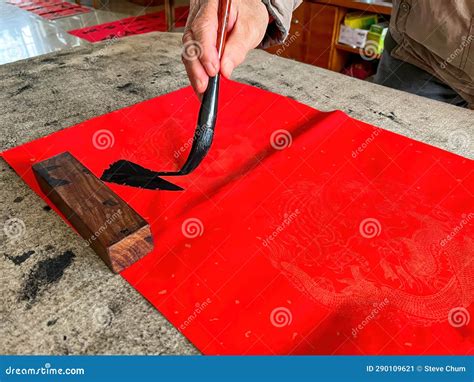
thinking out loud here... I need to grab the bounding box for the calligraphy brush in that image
[101,0,232,191]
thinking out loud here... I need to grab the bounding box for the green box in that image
[365,22,389,54]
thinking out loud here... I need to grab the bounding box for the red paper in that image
[68,7,189,42]
[19,1,63,11]
[40,6,90,20]
[8,0,90,19]
[2,80,473,355]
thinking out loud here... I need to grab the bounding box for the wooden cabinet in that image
[266,0,392,72]
[304,3,344,69]
[266,2,344,70]
[266,2,310,61]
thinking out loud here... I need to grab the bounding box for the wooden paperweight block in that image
[32,152,153,273]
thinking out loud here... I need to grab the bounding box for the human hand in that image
[182,0,269,97]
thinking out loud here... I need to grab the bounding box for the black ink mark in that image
[238,78,269,91]
[101,160,183,191]
[12,84,32,96]
[5,250,35,265]
[102,75,220,191]
[116,82,140,94]
[20,250,75,303]
[44,120,59,127]
[378,111,401,124]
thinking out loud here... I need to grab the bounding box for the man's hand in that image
[182,0,269,97]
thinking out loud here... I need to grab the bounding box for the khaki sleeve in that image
[260,0,303,48]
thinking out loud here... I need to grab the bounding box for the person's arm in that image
[182,0,301,97]
[260,0,302,48]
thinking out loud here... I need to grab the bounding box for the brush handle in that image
[216,0,232,59]
[179,0,231,175]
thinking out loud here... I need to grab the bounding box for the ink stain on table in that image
[20,250,75,304]
[116,82,141,94]
[5,250,35,265]
[12,84,32,96]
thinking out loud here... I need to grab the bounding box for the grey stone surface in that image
[0,32,472,355]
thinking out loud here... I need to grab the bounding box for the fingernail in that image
[197,78,206,92]
[204,61,218,76]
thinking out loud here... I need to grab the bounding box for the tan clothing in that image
[261,0,302,47]
[390,0,473,107]
[264,0,474,106]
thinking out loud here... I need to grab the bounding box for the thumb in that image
[220,22,252,79]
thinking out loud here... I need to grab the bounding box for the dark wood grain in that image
[32,152,153,273]
[313,0,392,16]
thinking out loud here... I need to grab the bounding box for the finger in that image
[184,0,200,30]
[226,1,238,31]
[182,30,209,96]
[190,0,220,77]
[220,23,253,79]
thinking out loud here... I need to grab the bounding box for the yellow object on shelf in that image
[344,12,378,30]
[366,22,389,54]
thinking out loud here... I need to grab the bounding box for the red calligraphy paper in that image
[68,7,189,42]
[8,0,91,19]
[2,80,473,355]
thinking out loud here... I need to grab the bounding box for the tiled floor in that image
[0,0,185,65]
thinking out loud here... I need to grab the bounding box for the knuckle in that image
[182,30,193,43]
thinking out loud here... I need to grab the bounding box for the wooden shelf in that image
[266,0,389,72]
[313,0,392,15]
[335,43,381,59]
